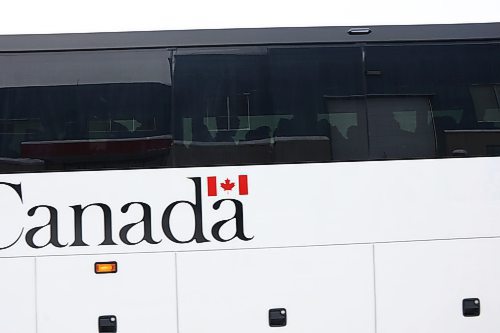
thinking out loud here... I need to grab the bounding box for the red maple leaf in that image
[220,178,235,191]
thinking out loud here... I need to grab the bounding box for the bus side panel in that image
[375,238,500,333]
[36,253,177,333]
[0,257,36,333]
[177,245,375,333]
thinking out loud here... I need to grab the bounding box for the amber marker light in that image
[95,261,118,274]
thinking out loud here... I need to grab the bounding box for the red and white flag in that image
[207,175,248,196]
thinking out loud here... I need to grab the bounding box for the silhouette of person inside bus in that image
[192,123,214,142]
[274,118,294,137]
[245,126,271,140]
[215,116,240,142]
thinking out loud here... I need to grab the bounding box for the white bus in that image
[0,22,499,333]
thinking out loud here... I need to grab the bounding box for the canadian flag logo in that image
[207,175,248,196]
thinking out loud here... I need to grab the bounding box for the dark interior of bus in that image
[0,41,499,172]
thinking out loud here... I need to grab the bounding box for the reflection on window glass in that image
[470,85,500,124]
[172,46,366,166]
[0,49,172,173]
[393,111,417,133]
[318,113,358,139]
[366,42,500,158]
[325,97,368,160]
[366,96,435,159]
[1,40,499,173]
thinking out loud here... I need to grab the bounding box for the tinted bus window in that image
[0,49,172,172]
[171,46,366,166]
[171,48,271,166]
[1,40,499,174]
[269,47,368,162]
[365,42,500,158]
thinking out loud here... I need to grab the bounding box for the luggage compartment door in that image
[0,257,36,333]
[36,253,177,333]
[375,238,500,333]
[177,245,375,333]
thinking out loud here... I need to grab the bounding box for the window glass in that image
[269,47,367,163]
[0,49,172,172]
[171,48,270,166]
[365,42,500,158]
[366,96,435,159]
[2,40,499,174]
[171,46,366,166]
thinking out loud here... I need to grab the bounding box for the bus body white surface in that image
[0,21,499,333]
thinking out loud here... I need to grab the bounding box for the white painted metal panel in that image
[375,238,500,333]
[36,253,177,333]
[0,257,36,333]
[177,245,375,333]
[0,158,499,258]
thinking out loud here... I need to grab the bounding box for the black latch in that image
[269,308,287,327]
[463,298,480,317]
[98,315,117,333]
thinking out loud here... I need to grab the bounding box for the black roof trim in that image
[0,22,499,52]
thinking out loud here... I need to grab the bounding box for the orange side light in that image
[95,261,117,274]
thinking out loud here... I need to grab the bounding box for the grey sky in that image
[1,0,499,34]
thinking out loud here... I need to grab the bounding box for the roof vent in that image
[348,28,372,35]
